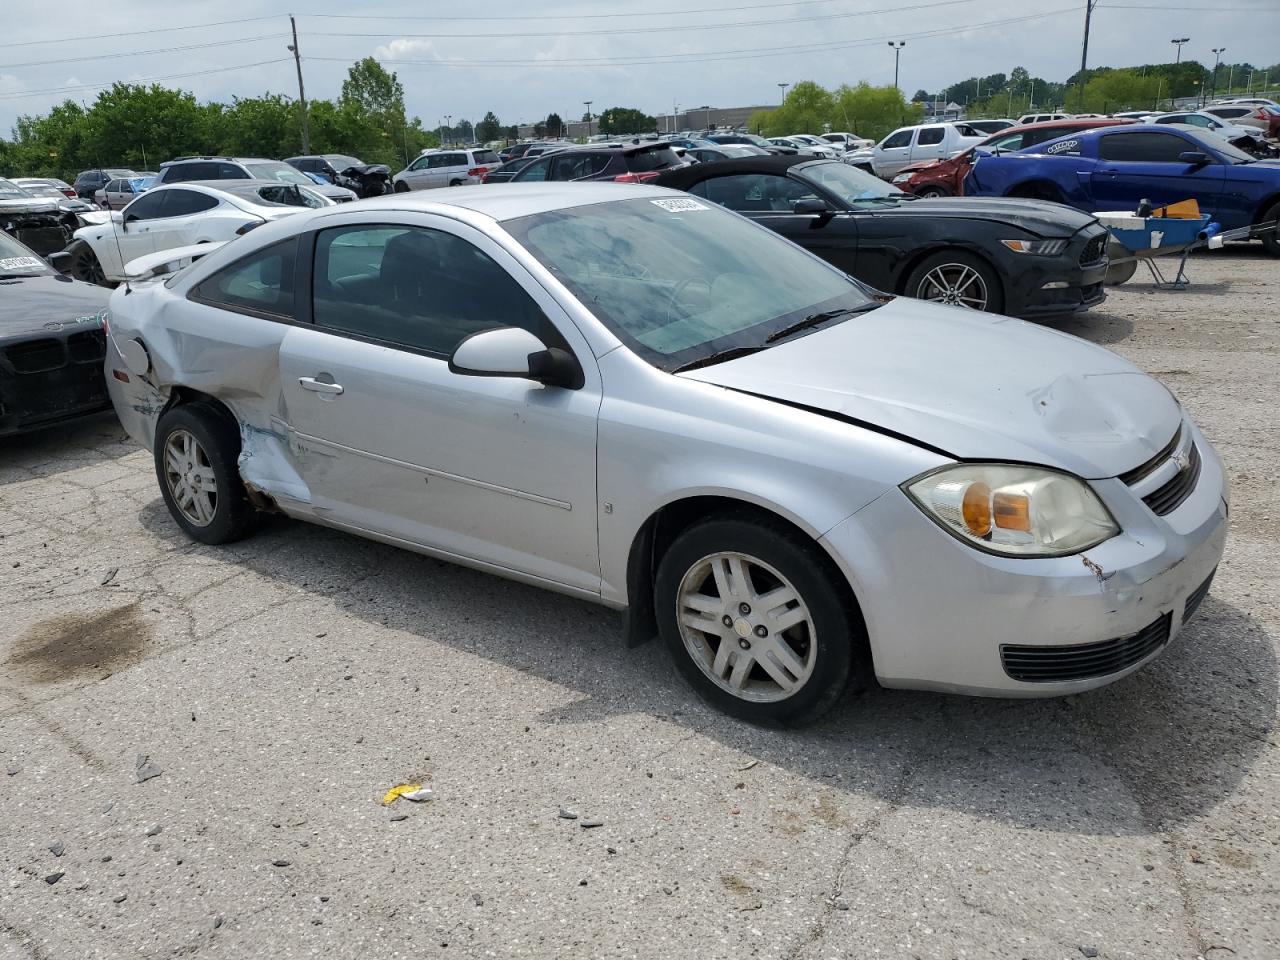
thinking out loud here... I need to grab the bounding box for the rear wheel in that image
[904,250,1004,313]
[655,516,864,725]
[153,403,259,545]
[64,239,106,286]
[1260,201,1280,257]
[449,179,464,187]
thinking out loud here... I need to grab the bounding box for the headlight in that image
[904,464,1118,557]
[1000,239,1069,255]
[891,173,912,183]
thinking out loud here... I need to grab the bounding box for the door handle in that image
[298,376,344,395]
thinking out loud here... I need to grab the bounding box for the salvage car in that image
[285,155,391,198]
[101,184,1225,722]
[0,178,71,256]
[155,157,357,204]
[61,181,331,286]
[893,118,1136,197]
[0,232,111,436]
[658,156,1108,317]
[963,125,1280,255]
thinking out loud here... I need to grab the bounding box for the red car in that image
[893,118,1138,198]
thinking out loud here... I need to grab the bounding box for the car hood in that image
[0,272,110,338]
[309,182,357,200]
[857,196,1100,236]
[0,197,60,214]
[680,297,1180,480]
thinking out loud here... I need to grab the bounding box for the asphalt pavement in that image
[1,245,1277,959]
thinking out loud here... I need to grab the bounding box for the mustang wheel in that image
[905,251,1003,313]
[655,516,864,724]
[154,404,259,545]
[64,239,106,286]
[1261,201,1280,257]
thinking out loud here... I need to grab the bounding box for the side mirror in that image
[793,198,830,215]
[47,250,71,271]
[448,326,582,389]
[1179,151,1211,166]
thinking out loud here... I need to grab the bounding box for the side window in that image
[122,191,169,221]
[475,150,501,164]
[426,154,451,169]
[191,238,297,318]
[409,155,432,171]
[990,133,1025,151]
[550,154,608,180]
[158,189,219,218]
[1098,132,1193,163]
[881,129,913,149]
[311,224,545,357]
[515,158,551,182]
[103,179,119,193]
[217,163,250,179]
[445,153,467,167]
[688,174,817,212]
[917,127,945,146]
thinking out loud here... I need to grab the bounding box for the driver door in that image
[277,215,603,593]
[106,190,168,272]
[1089,130,1226,213]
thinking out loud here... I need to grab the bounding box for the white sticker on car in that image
[1044,139,1080,155]
[650,198,709,212]
[0,256,45,270]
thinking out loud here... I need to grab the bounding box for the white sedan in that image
[61,181,331,286]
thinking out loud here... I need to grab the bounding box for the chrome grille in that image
[1120,425,1201,517]
[1079,233,1107,266]
[1144,443,1201,516]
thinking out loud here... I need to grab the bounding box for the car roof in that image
[289,182,674,224]
[656,154,816,188]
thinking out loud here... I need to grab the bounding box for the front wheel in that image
[153,404,260,545]
[63,239,107,286]
[904,250,1003,313]
[655,516,865,725]
[914,185,950,199]
[393,180,410,193]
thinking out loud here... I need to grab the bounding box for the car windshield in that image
[326,155,363,169]
[17,183,64,199]
[1182,129,1256,164]
[243,161,314,185]
[796,162,899,204]
[504,197,874,371]
[0,231,54,276]
[0,179,34,200]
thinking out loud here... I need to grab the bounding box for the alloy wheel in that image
[916,262,989,309]
[675,551,816,702]
[163,429,218,527]
[71,246,106,286]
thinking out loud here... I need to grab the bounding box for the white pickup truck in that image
[844,122,987,178]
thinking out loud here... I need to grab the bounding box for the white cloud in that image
[374,38,441,62]
[0,74,24,95]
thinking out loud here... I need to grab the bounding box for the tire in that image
[654,515,866,725]
[449,179,464,187]
[64,239,107,286]
[153,403,259,545]
[394,180,410,193]
[1260,201,1280,257]
[903,250,1004,313]
[914,185,950,199]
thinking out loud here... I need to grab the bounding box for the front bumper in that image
[1003,227,1109,318]
[821,418,1228,697]
[1,327,110,437]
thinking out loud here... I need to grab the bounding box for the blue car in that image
[963,125,1280,255]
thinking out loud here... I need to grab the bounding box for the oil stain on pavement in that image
[6,602,149,684]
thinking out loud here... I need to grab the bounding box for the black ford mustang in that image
[656,156,1109,318]
[0,232,111,437]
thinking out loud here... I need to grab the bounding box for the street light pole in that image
[778,82,790,104]
[1210,48,1225,102]
[583,101,593,138]
[287,15,311,154]
[444,115,452,146]
[887,42,906,91]
[1171,37,1189,65]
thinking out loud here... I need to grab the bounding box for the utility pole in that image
[888,42,906,91]
[1078,0,1098,113]
[288,15,311,154]
[1171,37,1189,64]
[1210,47,1225,102]
[583,101,593,138]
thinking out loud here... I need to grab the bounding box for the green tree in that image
[545,112,563,138]
[475,111,502,143]
[911,89,930,103]
[598,107,656,135]
[830,82,921,141]
[219,94,300,158]
[80,83,222,171]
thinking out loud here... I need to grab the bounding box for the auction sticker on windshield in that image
[0,257,45,271]
[650,198,709,212]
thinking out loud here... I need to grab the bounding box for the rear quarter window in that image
[474,150,500,164]
[627,148,680,172]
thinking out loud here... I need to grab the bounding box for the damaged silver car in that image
[103,184,1227,723]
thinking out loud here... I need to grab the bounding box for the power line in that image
[306,7,1074,68]
[304,0,979,40]
[0,35,283,71]
[0,15,282,50]
[0,58,293,101]
[303,0,882,20]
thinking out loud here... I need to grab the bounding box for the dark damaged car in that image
[657,156,1109,318]
[0,233,112,437]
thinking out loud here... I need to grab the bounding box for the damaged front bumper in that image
[821,418,1229,696]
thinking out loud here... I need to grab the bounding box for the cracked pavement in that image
[1,246,1277,959]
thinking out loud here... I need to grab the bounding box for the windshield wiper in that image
[672,345,764,373]
[764,304,878,344]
